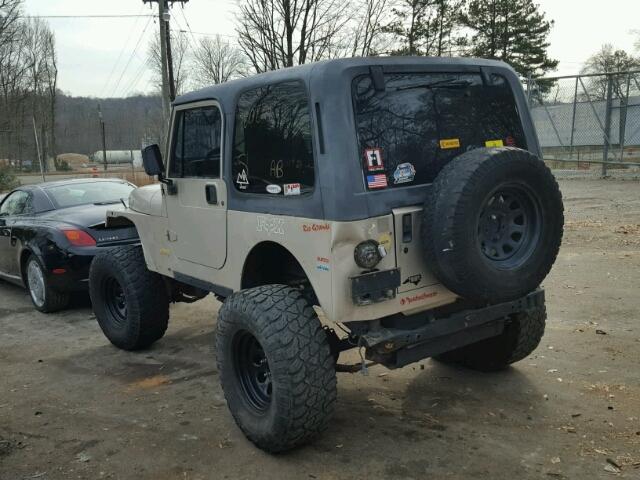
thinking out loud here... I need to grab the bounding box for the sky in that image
[20,0,640,98]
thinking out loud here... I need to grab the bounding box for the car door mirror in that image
[0,218,5,227]
[142,145,165,178]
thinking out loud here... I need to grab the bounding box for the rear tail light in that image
[62,229,96,247]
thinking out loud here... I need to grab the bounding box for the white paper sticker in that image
[284,183,301,196]
[266,184,282,194]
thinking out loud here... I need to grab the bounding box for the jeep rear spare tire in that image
[422,147,563,303]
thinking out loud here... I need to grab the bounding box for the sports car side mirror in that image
[142,145,165,178]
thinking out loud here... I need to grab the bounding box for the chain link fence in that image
[525,71,640,177]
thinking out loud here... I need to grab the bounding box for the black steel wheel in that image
[103,276,127,328]
[89,246,169,351]
[216,285,337,453]
[232,330,272,412]
[477,184,541,268]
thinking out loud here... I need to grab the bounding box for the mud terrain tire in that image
[216,285,337,453]
[435,305,547,371]
[89,245,169,350]
[422,147,563,303]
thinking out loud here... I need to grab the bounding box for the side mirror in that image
[142,145,165,178]
[0,218,5,227]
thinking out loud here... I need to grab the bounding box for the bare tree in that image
[0,14,57,170]
[383,0,465,57]
[192,35,246,86]
[148,30,192,96]
[0,0,21,48]
[347,0,390,57]
[581,44,640,100]
[236,0,351,73]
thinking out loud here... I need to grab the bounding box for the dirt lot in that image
[1,178,639,480]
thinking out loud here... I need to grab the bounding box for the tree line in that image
[158,0,560,96]
[2,0,640,176]
[0,0,57,170]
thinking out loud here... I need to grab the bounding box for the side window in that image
[232,81,314,195]
[170,105,222,178]
[0,191,32,216]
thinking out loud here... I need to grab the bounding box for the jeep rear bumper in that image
[360,289,545,369]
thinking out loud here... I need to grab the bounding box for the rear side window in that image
[353,73,526,189]
[170,105,222,178]
[0,190,32,216]
[232,81,314,195]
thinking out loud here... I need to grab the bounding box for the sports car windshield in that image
[46,182,134,209]
[353,72,526,190]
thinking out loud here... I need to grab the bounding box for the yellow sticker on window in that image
[485,139,504,148]
[439,138,461,149]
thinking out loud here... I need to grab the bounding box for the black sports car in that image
[0,178,138,313]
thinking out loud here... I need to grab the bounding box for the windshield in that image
[46,181,134,209]
[353,72,526,190]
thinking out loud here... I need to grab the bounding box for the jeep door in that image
[165,101,227,269]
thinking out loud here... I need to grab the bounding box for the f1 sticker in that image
[236,168,249,189]
[266,184,282,194]
[367,174,387,189]
[364,148,385,171]
[439,138,461,149]
[485,139,504,148]
[393,162,416,184]
[284,183,301,196]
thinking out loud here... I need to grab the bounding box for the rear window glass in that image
[46,182,134,208]
[353,73,526,189]
[232,81,314,195]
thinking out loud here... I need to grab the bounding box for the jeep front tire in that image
[216,285,337,453]
[89,245,169,351]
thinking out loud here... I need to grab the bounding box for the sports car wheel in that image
[25,255,69,313]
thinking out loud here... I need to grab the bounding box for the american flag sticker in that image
[367,174,388,189]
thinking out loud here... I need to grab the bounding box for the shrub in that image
[0,167,20,192]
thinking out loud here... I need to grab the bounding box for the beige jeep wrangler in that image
[89,57,564,452]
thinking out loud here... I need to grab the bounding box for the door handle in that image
[205,184,218,205]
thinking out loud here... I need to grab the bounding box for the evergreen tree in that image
[384,0,465,57]
[459,0,558,77]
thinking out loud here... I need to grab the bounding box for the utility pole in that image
[143,0,188,120]
[98,104,107,172]
[32,116,45,182]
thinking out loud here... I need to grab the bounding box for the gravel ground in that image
[1,178,639,480]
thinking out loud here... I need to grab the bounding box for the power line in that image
[178,6,200,48]
[122,60,150,98]
[100,4,148,97]
[110,16,154,97]
[19,14,155,19]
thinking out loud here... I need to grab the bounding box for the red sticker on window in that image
[364,148,385,172]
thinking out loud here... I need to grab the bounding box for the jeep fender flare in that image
[240,241,322,307]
